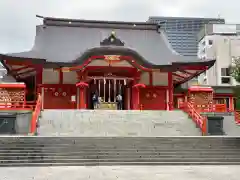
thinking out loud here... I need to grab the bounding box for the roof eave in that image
[0,54,46,64]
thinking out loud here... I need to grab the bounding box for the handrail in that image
[234,110,240,125]
[182,102,207,135]
[30,94,42,135]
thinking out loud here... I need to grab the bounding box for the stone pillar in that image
[168,72,174,110]
[76,82,88,109]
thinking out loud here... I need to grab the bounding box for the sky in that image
[0,0,239,53]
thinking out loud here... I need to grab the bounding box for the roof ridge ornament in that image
[100,31,125,46]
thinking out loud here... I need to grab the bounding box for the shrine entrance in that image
[87,76,132,110]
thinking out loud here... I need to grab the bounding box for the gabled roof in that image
[2,15,215,69]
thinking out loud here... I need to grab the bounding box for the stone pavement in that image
[1,166,239,180]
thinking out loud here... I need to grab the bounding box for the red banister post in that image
[202,117,207,136]
[30,94,42,134]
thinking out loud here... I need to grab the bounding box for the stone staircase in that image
[37,110,201,136]
[0,136,239,166]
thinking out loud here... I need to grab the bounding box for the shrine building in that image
[0,16,216,110]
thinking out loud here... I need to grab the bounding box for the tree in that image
[230,57,240,83]
[231,57,240,110]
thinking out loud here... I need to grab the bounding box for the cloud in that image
[0,0,239,53]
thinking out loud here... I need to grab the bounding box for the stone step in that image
[0,157,240,164]
[0,137,239,166]
[1,161,240,167]
[1,150,239,155]
[0,152,239,158]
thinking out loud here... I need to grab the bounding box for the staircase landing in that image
[38,110,201,136]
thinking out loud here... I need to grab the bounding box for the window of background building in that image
[221,68,231,84]
[221,68,230,76]
[208,40,213,45]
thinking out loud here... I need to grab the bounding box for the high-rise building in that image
[148,16,225,56]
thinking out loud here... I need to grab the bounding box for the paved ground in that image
[1,166,239,180]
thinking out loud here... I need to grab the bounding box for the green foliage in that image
[231,57,240,83]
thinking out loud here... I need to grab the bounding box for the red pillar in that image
[76,82,88,109]
[36,66,43,95]
[132,83,146,110]
[79,87,85,109]
[229,97,234,111]
[168,72,174,110]
[132,87,140,110]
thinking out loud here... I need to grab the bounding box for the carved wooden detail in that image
[0,88,25,106]
[188,91,213,112]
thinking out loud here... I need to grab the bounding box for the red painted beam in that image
[178,70,195,75]
[179,66,208,71]
[0,83,26,88]
[4,59,35,66]
[172,72,186,79]
[12,65,32,73]
[17,68,35,76]
[62,56,158,72]
[176,70,205,85]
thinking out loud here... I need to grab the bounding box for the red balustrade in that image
[30,94,42,134]
[234,110,240,125]
[182,102,207,136]
[0,101,35,110]
[212,104,227,112]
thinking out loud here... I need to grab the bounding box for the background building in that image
[148,16,225,56]
[197,24,240,86]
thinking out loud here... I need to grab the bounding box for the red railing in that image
[0,101,35,110]
[30,94,42,134]
[212,104,227,112]
[181,102,207,136]
[234,110,240,125]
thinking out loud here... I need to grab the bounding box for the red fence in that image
[30,94,42,134]
[181,102,207,135]
[0,101,35,110]
[234,110,240,125]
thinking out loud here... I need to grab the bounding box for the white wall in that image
[197,34,240,86]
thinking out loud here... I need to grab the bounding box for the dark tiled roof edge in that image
[38,15,160,30]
